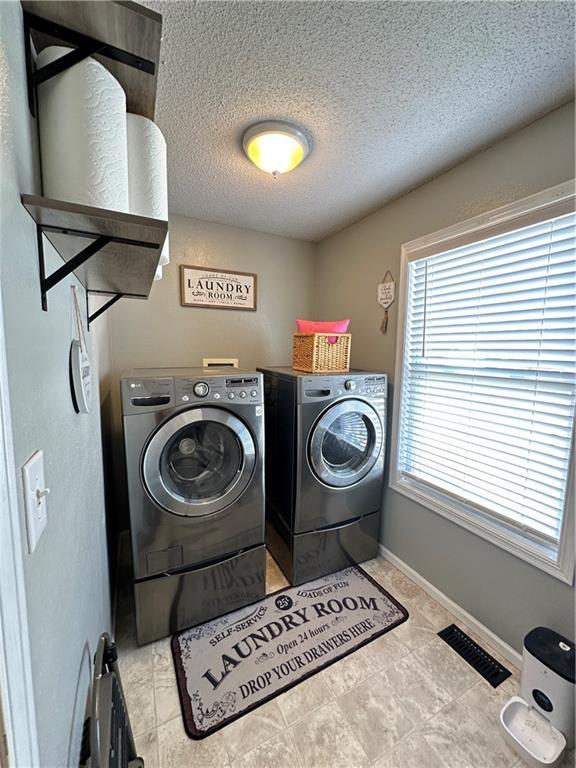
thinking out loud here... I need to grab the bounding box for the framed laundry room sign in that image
[180,265,257,311]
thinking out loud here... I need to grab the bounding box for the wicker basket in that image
[292,333,352,373]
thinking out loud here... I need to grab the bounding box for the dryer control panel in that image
[297,374,387,402]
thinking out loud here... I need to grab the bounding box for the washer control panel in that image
[174,375,262,404]
[121,372,263,412]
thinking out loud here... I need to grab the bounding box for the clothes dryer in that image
[258,367,386,584]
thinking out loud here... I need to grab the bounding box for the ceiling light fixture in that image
[242,121,310,179]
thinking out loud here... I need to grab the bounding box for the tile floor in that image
[115,552,575,768]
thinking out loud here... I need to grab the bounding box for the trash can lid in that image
[524,627,575,684]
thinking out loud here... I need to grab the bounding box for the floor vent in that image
[438,623,512,688]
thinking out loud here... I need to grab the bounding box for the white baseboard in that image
[378,544,522,670]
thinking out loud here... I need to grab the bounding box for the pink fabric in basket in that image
[296,319,350,344]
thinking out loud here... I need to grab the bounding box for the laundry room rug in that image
[171,565,408,739]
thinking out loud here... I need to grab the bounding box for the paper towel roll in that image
[37,46,129,212]
[160,233,170,267]
[126,113,169,267]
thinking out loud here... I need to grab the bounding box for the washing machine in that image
[121,368,266,644]
[257,367,386,584]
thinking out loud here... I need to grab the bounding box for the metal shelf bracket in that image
[37,225,112,311]
[87,294,123,329]
[38,224,124,326]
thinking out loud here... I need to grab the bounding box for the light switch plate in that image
[22,450,48,553]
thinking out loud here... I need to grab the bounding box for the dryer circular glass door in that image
[309,400,383,487]
[142,408,256,517]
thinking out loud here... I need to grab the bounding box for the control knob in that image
[193,381,209,398]
[344,380,356,391]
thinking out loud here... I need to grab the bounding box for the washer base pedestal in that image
[267,511,379,586]
[133,544,266,645]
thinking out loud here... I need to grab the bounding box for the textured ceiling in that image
[146,1,575,242]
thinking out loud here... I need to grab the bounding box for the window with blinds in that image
[396,210,576,551]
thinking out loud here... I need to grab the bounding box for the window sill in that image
[389,476,574,585]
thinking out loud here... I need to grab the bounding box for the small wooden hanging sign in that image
[377,270,395,334]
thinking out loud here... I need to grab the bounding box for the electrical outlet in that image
[22,450,49,553]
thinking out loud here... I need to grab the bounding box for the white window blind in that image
[398,211,576,546]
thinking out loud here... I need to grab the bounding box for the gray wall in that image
[105,213,316,524]
[315,102,576,652]
[0,4,111,765]
[107,213,315,375]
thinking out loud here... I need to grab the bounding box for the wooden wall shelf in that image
[22,0,162,118]
[22,195,168,310]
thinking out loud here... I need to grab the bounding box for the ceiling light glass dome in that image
[242,121,310,178]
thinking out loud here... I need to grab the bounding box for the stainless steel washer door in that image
[308,400,383,488]
[142,408,256,517]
